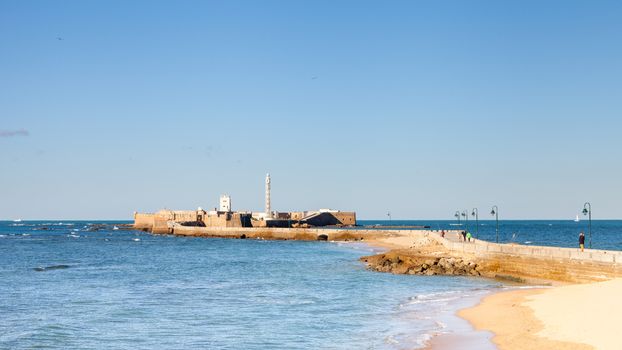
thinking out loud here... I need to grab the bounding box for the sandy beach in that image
[460,278,622,350]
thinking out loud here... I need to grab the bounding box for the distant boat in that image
[574,215,580,222]
[13,219,22,222]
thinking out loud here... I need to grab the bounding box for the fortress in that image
[134,174,356,234]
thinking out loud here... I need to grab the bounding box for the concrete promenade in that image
[435,233,622,265]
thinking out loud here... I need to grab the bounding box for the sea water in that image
[361,219,622,251]
[0,221,501,349]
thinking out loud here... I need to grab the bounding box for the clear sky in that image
[1,0,621,220]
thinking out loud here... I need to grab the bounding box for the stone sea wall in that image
[167,224,419,242]
[371,235,622,283]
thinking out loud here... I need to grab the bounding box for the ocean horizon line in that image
[2,218,622,222]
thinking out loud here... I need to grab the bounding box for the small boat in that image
[13,219,22,222]
[574,215,580,222]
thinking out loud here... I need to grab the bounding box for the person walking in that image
[579,231,585,252]
[466,231,472,242]
[461,230,467,241]
[441,230,446,238]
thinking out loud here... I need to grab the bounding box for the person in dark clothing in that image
[579,231,585,252]
[461,230,467,241]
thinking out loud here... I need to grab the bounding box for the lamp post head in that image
[582,208,589,215]
[490,209,496,216]
[471,210,476,216]
[461,212,466,217]
[454,213,459,218]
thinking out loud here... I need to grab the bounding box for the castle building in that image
[133,174,356,233]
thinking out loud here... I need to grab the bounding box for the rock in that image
[359,251,481,278]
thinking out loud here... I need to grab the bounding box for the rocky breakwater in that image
[360,250,482,277]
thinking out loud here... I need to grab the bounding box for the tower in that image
[265,173,271,218]
[219,195,231,212]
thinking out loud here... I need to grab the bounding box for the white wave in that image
[416,332,434,346]
[384,334,400,345]
[133,238,140,242]
[409,290,463,301]
[399,291,469,310]
[402,296,460,307]
[524,241,532,244]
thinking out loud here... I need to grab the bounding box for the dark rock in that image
[360,252,481,277]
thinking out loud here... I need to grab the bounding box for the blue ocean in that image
[360,219,622,250]
[2,220,620,349]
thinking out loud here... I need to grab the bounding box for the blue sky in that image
[1,0,621,220]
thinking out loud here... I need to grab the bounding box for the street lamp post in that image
[387,212,392,223]
[461,210,469,233]
[454,211,461,225]
[491,205,499,243]
[582,202,592,249]
[471,208,479,239]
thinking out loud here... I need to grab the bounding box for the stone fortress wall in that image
[134,209,356,234]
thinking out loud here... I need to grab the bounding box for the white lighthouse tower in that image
[265,173,271,218]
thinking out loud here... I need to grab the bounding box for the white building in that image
[219,195,231,212]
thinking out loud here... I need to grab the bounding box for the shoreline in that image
[339,238,502,350]
[422,289,498,350]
